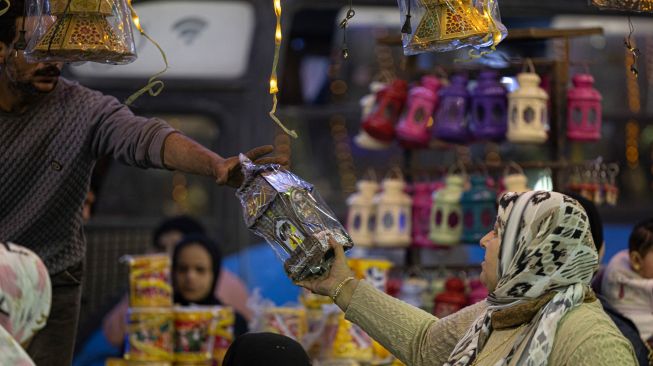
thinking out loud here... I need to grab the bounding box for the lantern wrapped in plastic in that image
[430,171,466,245]
[397,0,507,55]
[25,0,137,64]
[433,74,471,144]
[460,175,496,243]
[355,82,392,150]
[373,173,412,247]
[411,182,437,248]
[362,79,408,143]
[123,254,172,308]
[590,0,653,12]
[567,74,602,142]
[507,61,549,144]
[396,75,443,149]
[346,179,379,248]
[236,155,353,281]
[470,70,508,141]
[125,308,174,362]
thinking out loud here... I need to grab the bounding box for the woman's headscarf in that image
[222,332,311,366]
[172,234,222,306]
[0,242,52,366]
[445,191,598,366]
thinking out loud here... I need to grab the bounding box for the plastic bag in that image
[124,308,174,362]
[590,0,653,11]
[173,306,217,363]
[236,155,354,281]
[397,0,507,55]
[24,0,137,64]
[210,306,235,365]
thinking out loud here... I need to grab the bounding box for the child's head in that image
[152,216,206,255]
[628,218,653,279]
[172,234,222,305]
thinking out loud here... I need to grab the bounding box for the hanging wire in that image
[401,0,412,34]
[0,0,9,16]
[624,16,640,78]
[338,0,355,59]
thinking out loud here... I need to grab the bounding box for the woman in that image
[0,242,51,366]
[172,234,248,336]
[602,218,653,347]
[300,191,637,366]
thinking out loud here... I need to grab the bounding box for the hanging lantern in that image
[460,175,496,243]
[567,74,602,142]
[500,162,530,198]
[468,278,488,305]
[470,70,508,141]
[29,0,136,64]
[346,179,379,248]
[355,82,392,150]
[374,173,412,247]
[396,75,443,149]
[433,277,467,318]
[362,79,408,144]
[434,74,471,144]
[507,61,549,144]
[411,182,436,248]
[430,170,466,246]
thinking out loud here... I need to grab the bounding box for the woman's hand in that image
[296,238,358,310]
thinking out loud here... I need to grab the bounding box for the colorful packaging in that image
[209,307,235,366]
[125,362,172,366]
[173,307,216,363]
[124,254,172,308]
[348,258,394,292]
[105,358,127,366]
[260,307,307,342]
[125,308,174,362]
[330,314,374,362]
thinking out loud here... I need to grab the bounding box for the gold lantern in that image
[32,0,135,63]
[410,0,489,51]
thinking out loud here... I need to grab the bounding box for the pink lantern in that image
[411,182,436,248]
[567,74,602,142]
[396,76,442,149]
[362,79,408,143]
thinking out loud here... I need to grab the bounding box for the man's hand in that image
[213,145,290,188]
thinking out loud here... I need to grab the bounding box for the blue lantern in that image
[460,175,496,243]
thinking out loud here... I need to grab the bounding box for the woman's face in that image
[479,227,501,292]
[174,243,214,303]
[630,249,653,279]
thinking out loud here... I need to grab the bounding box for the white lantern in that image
[374,176,412,247]
[500,162,530,198]
[430,174,465,246]
[346,179,379,247]
[507,61,549,144]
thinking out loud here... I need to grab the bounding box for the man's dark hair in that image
[629,218,653,255]
[151,215,206,251]
[0,0,25,46]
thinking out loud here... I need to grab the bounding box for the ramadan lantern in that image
[29,0,136,64]
[507,62,549,144]
[433,277,467,318]
[362,79,408,143]
[411,182,436,248]
[500,163,530,198]
[434,74,471,144]
[460,175,496,243]
[374,173,412,247]
[567,74,602,142]
[396,75,442,149]
[470,70,508,141]
[346,179,379,248]
[468,278,489,305]
[355,82,392,150]
[430,172,466,246]
[236,156,354,281]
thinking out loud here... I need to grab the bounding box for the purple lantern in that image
[397,76,442,149]
[411,182,436,248]
[433,74,471,144]
[567,74,602,142]
[470,70,507,141]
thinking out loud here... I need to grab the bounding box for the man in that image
[0,3,288,365]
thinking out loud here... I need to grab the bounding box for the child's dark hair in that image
[0,0,25,46]
[629,218,653,255]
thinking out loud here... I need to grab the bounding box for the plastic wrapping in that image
[173,307,217,363]
[236,155,354,281]
[123,254,172,308]
[330,314,374,362]
[397,0,507,55]
[125,308,174,362]
[24,0,137,64]
[590,0,653,11]
[210,307,235,366]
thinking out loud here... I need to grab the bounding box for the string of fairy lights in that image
[625,37,641,170]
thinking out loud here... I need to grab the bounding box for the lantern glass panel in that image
[523,106,535,123]
[353,214,362,230]
[511,106,518,124]
[589,108,597,124]
[481,208,493,227]
[385,104,396,119]
[573,107,582,124]
[476,104,485,123]
[368,214,376,231]
[415,107,426,124]
[492,103,503,121]
[448,212,459,228]
[435,210,443,225]
[399,211,407,230]
[464,210,473,228]
[383,212,394,228]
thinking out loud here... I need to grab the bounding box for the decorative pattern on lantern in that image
[567,74,602,142]
[374,174,412,247]
[460,175,496,243]
[32,0,136,63]
[430,173,466,245]
[412,0,488,48]
[396,76,442,149]
[507,63,549,144]
[434,74,471,144]
[362,79,408,144]
[355,82,392,150]
[411,182,436,248]
[346,179,379,248]
[470,70,508,141]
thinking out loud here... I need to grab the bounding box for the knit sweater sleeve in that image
[345,280,486,366]
[88,91,176,169]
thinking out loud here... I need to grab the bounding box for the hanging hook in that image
[624,16,640,78]
[339,0,355,59]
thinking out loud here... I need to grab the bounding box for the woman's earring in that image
[633,263,641,272]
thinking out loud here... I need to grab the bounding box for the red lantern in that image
[567,74,602,142]
[433,277,467,318]
[362,79,408,143]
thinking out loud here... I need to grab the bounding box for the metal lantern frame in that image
[507,60,549,144]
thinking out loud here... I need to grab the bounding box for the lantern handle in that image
[522,58,536,74]
[363,168,378,182]
[503,161,524,177]
[447,160,467,177]
[386,166,405,181]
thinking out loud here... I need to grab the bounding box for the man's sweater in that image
[0,78,176,274]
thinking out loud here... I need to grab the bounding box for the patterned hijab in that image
[0,242,52,366]
[445,191,598,366]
